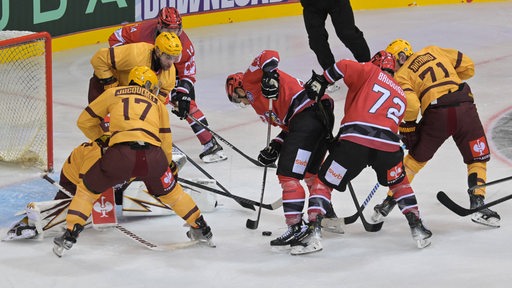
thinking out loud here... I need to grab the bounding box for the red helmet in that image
[370,50,396,74]
[158,7,182,30]
[225,73,244,103]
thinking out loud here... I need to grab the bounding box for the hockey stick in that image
[179,177,282,210]
[347,182,383,232]
[343,182,380,224]
[246,99,273,230]
[436,175,512,216]
[186,113,276,168]
[172,144,256,211]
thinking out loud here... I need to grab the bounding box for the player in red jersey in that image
[305,51,432,252]
[226,50,337,255]
[109,7,226,163]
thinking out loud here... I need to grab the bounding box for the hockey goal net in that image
[0,31,53,171]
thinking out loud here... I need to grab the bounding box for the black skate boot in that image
[290,219,323,255]
[186,215,215,247]
[469,193,501,228]
[53,224,83,257]
[199,138,227,163]
[371,195,396,222]
[405,212,432,249]
[270,222,309,246]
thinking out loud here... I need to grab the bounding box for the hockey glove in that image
[399,121,419,150]
[95,134,111,149]
[99,76,119,91]
[261,70,279,99]
[258,140,282,166]
[305,70,329,101]
[170,160,179,179]
[172,92,191,120]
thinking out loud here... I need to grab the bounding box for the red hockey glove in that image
[399,121,418,150]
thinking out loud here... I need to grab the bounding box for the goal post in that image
[0,31,53,172]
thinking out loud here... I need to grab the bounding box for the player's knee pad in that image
[404,154,427,182]
[158,184,200,226]
[66,184,100,230]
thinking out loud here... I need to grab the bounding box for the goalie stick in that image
[179,177,282,210]
[436,175,512,216]
[347,182,383,232]
[173,144,256,211]
[186,113,276,168]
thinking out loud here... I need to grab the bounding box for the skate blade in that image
[471,213,500,228]
[290,240,323,255]
[53,244,65,257]
[201,151,228,163]
[416,238,431,249]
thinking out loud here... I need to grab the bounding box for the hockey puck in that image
[262,231,272,236]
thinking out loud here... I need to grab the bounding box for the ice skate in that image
[199,138,227,163]
[469,193,500,228]
[270,222,309,247]
[186,215,216,247]
[3,219,37,241]
[371,195,396,223]
[405,212,432,249]
[52,224,83,257]
[290,221,323,255]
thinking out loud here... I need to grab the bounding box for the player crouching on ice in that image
[50,66,214,256]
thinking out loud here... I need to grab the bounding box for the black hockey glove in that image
[99,76,119,91]
[261,70,279,99]
[172,92,191,120]
[170,160,179,179]
[95,134,111,149]
[305,70,329,101]
[258,140,282,166]
[398,121,419,150]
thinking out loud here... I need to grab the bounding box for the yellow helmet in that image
[128,66,158,92]
[386,39,414,59]
[155,31,182,56]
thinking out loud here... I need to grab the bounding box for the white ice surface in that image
[1,2,512,288]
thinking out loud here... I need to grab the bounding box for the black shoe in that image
[199,138,227,163]
[186,216,215,247]
[371,195,396,222]
[270,222,308,246]
[290,220,323,255]
[469,193,500,227]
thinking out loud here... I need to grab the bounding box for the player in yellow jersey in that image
[371,39,500,228]
[53,66,214,256]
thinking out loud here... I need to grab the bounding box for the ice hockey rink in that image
[1,2,512,287]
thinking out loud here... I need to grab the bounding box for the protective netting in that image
[0,31,51,170]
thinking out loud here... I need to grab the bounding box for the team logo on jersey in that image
[292,149,311,174]
[324,160,347,186]
[470,137,490,159]
[387,162,404,183]
[160,168,177,193]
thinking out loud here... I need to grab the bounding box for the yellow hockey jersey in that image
[395,45,475,121]
[62,141,102,186]
[77,85,174,164]
[90,42,176,100]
